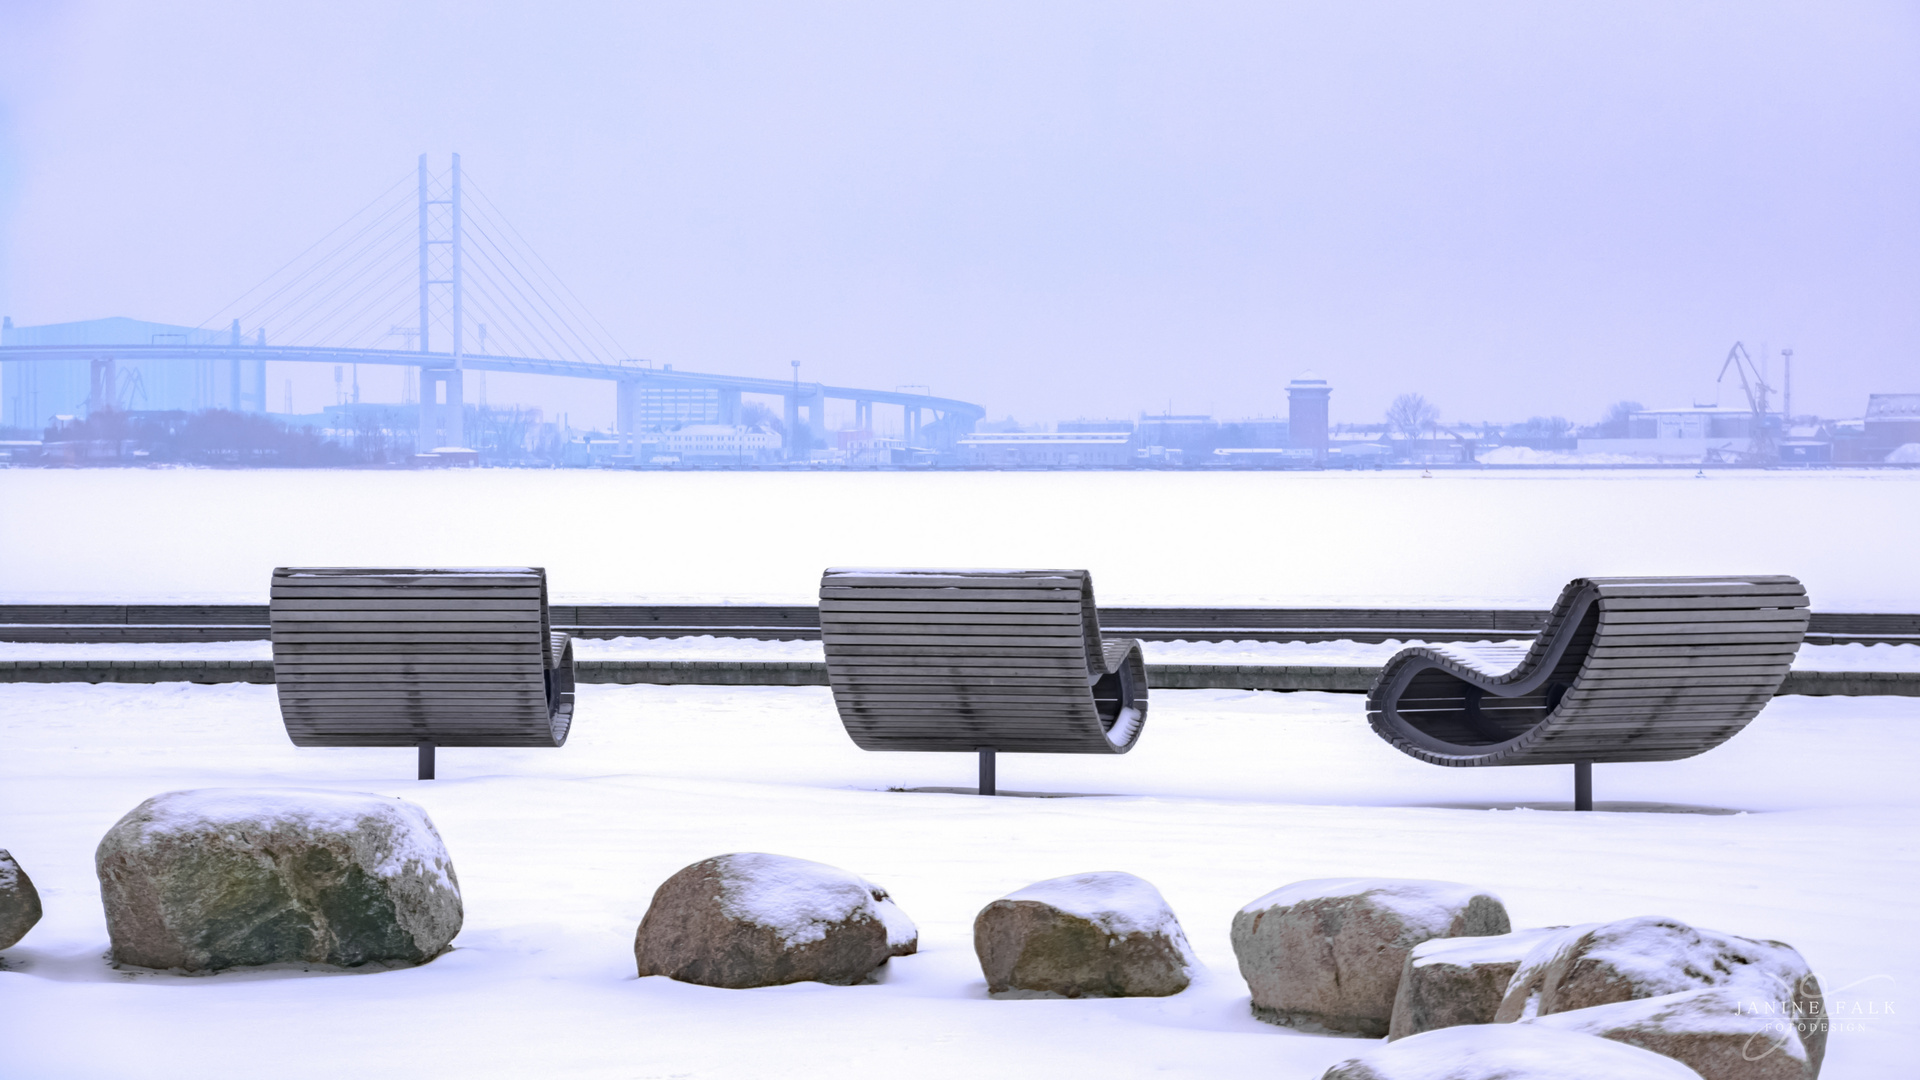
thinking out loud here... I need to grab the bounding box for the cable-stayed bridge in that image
[0,155,984,459]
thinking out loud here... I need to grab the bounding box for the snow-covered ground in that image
[2,468,1912,1077]
[0,680,1913,1078]
[5,636,1916,672]
[1,467,1915,609]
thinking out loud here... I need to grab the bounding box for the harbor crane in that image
[1707,341,1780,464]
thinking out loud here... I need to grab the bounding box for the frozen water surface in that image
[1,468,1914,608]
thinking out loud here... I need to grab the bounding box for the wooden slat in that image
[1368,575,1806,770]
[270,566,569,750]
[819,567,1144,756]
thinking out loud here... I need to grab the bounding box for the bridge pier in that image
[616,379,638,458]
[805,392,827,456]
[418,367,465,452]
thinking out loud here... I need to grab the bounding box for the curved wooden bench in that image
[270,567,576,777]
[820,568,1148,793]
[1367,575,1808,807]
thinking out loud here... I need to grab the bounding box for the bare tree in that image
[1596,400,1644,438]
[1386,393,1439,439]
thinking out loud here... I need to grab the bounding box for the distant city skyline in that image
[4,2,1916,429]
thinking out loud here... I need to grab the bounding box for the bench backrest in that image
[270,566,573,748]
[1369,575,1807,766]
[819,567,1145,754]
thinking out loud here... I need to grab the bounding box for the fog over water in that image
[4,2,1917,426]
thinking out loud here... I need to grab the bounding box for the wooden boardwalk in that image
[4,603,1912,646]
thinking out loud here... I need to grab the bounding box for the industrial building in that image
[2,316,267,430]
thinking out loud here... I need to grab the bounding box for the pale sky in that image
[3,1,1917,429]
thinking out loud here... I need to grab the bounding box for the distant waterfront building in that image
[2,316,267,429]
[1286,373,1331,461]
[659,424,781,463]
[1865,394,1920,455]
[958,431,1133,468]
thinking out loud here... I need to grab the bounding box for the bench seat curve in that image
[820,568,1148,754]
[270,566,575,748]
[1367,575,1808,767]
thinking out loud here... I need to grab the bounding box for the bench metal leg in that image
[1573,761,1592,811]
[978,747,996,797]
[418,743,436,781]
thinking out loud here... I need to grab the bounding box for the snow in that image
[1504,916,1813,1018]
[1407,927,1569,969]
[1477,446,1701,466]
[111,787,456,889]
[1526,987,1810,1067]
[0,467,1914,1077]
[1000,871,1189,943]
[709,852,917,949]
[1323,1023,1706,1079]
[6,636,1914,673]
[0,680,1913,1077]
[1239,878,1501,939]
[2,469,1916,610]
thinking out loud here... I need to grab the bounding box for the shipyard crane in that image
[1706,341,1780,464]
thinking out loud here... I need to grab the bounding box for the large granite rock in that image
[974,871,1195,998]
[1496,917,1825,1073]
[1529,987,1815,1080]
[1322,1023,1706,1079]
[1232,877,1511,1036]
[1388,927,1571,1040]
[95,788,463,972]
[0,849,43,950]
[635,853,917,988]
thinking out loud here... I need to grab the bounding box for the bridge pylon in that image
[416,153,467,451]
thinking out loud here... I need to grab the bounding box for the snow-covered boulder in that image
[1496,917,1825,1073]
[1389,927,1571,1040]
[95,788,463,972]
[1233,877,1511,1036]
[973,871,1195,998]
[0,849,43,950]
[1529,987,1815,1080]
[634,853,918,988]
[1321,1023,1706,1079]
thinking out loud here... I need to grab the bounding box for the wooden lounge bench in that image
[270,567,576,779]
[1366,575,1808,809]
[819,568,1148,794]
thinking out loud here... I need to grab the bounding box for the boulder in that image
[0,849,44,950]
[95,788,462,972]
[1529,987,1814,1080]
[1388,927,1570,1040]
[1322,1023,1706,1079]
[1232,877,1511,1035]
[635,853,917,988]
[1496,917,1825,1073]
[974,871,1194,998]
